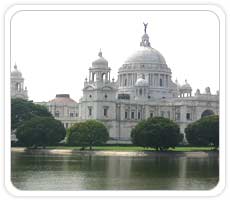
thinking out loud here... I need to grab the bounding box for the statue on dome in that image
[143,22,148,33]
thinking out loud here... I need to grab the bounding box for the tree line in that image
[12,98,219,150]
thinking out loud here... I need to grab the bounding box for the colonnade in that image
[118,73,170,87]
[88,71,111,82]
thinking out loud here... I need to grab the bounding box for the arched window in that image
[55,111,59,117]
[124,79,127,86]
[139,88,142,96]
[88,107,93,116]
[160,79,163,87]
[15,83,20,91]
[131,111,135,119]
[138,111,141,119]
[103,106,109,117]
[201,110,214,118]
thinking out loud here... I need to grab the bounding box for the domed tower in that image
[11,64,28,99]
[134,74,149,100]
[80,50,117,122]
[179,80,192,97]
[88,50,111,86]
[117,23,177,100]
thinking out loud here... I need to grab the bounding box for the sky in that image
[11,10,219,102]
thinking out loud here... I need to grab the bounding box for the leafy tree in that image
[11,98,52,131]
[66,120,109,150]
[185,115,219,148]
[131,117,183,151]
[16,116,66,148]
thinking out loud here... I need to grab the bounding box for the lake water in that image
[11,150,219,190]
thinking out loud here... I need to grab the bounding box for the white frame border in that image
[4,4,226,197]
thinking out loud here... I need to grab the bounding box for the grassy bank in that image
[46,146,216,152]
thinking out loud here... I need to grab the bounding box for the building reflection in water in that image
[11,151,219,190]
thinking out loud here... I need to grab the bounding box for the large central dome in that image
[124,32,166,66]
[125,46,166,65]
[117,24,178,100]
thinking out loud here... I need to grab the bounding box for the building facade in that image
[38,94,79,129]
[12,25,219,143]
[77,27,219,143]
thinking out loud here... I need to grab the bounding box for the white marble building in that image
[11,25,219,143]
[78,27,219,143]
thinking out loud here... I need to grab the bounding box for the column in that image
[157,74,159,87]
[105,73,108,82]
[148,73,151,86]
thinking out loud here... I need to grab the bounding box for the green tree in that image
[66,120,109,150]
[11,98,52,131]
[185,115,219,148]
[16,116,66,148]
[131,117,183,151]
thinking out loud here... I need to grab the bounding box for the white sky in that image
[11,10,219,102]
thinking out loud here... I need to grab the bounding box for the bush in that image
[185,115,219,148]
[66,120,109,150]
[131,117,183,151]
[16,116,66,148]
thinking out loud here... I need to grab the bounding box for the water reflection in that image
[11,151,219,190]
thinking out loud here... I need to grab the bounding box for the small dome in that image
[142,33,149,39]
[195,89,201,96]
[92,50,108,68]
[205,87,211,94]
[135,77,148,87]
[49,94,77,104]
[180,80,192,91]
[175,79,180,87]
[11,64,22,77]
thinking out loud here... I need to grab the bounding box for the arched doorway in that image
[201,109,214,118]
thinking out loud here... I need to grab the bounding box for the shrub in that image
[66,120,109,150]
[185,115,219,148]
[16,116,66,148]
[131,117,183,151]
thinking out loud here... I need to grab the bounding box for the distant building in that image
[11,64,28,100]
[15,24,219,143]
[40,94,79,129]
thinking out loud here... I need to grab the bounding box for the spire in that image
[140,23,151,47]
[98,49,102,57]
[14,63,17,70]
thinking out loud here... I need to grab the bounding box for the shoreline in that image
[11,147,219,158]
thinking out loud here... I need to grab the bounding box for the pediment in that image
[84,85,94,90]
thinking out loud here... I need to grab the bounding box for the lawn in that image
[46,146,215,152]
